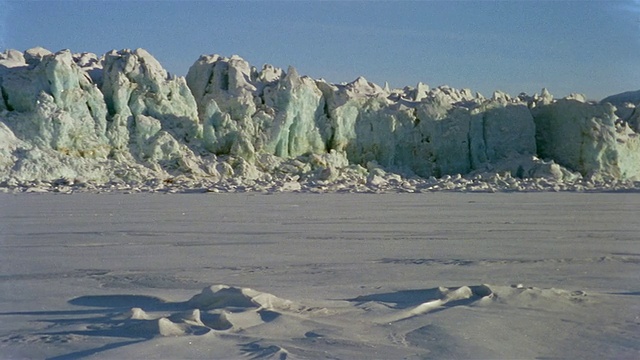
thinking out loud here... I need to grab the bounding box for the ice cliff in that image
[0,47,638,192]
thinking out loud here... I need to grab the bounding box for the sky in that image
[1,0,639,100]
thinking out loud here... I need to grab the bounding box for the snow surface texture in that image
[1,48,639,193]
[1,193,638,359]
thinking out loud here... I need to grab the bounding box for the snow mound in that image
[350,283,591,324]
[2,281,609,358]
[51,285,309,340]
[187,284,302,312]
[116,311,211,337]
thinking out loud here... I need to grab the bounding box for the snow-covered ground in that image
[1,193,638,359]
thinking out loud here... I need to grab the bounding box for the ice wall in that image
[185,56,539,178]
[0,47,638,190]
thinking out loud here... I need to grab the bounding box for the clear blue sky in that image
[1,0,639,100]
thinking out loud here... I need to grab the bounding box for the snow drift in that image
[1,47,639,192]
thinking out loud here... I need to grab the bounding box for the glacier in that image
[0,47,639,193]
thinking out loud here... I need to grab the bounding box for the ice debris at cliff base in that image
[1,47,639,193]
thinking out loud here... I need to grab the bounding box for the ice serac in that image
[101,48,204,175]
[186,56,329,160]
[0,49,109,156]
[186,54,257,157]
[533,97,640,180]
[317,77,386,158]
[0,49,119,182]
[263,66,329,157]
[601,89,640,133]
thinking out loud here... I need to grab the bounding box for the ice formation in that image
[0,47,638,192]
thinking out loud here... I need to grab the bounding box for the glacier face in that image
[0,47,639,192]
[185,56,542,179]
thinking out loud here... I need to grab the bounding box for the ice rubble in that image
[0,47,638,193]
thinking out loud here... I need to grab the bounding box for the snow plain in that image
[1,192,639,359]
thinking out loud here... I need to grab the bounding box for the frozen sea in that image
[1,193,638,359]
